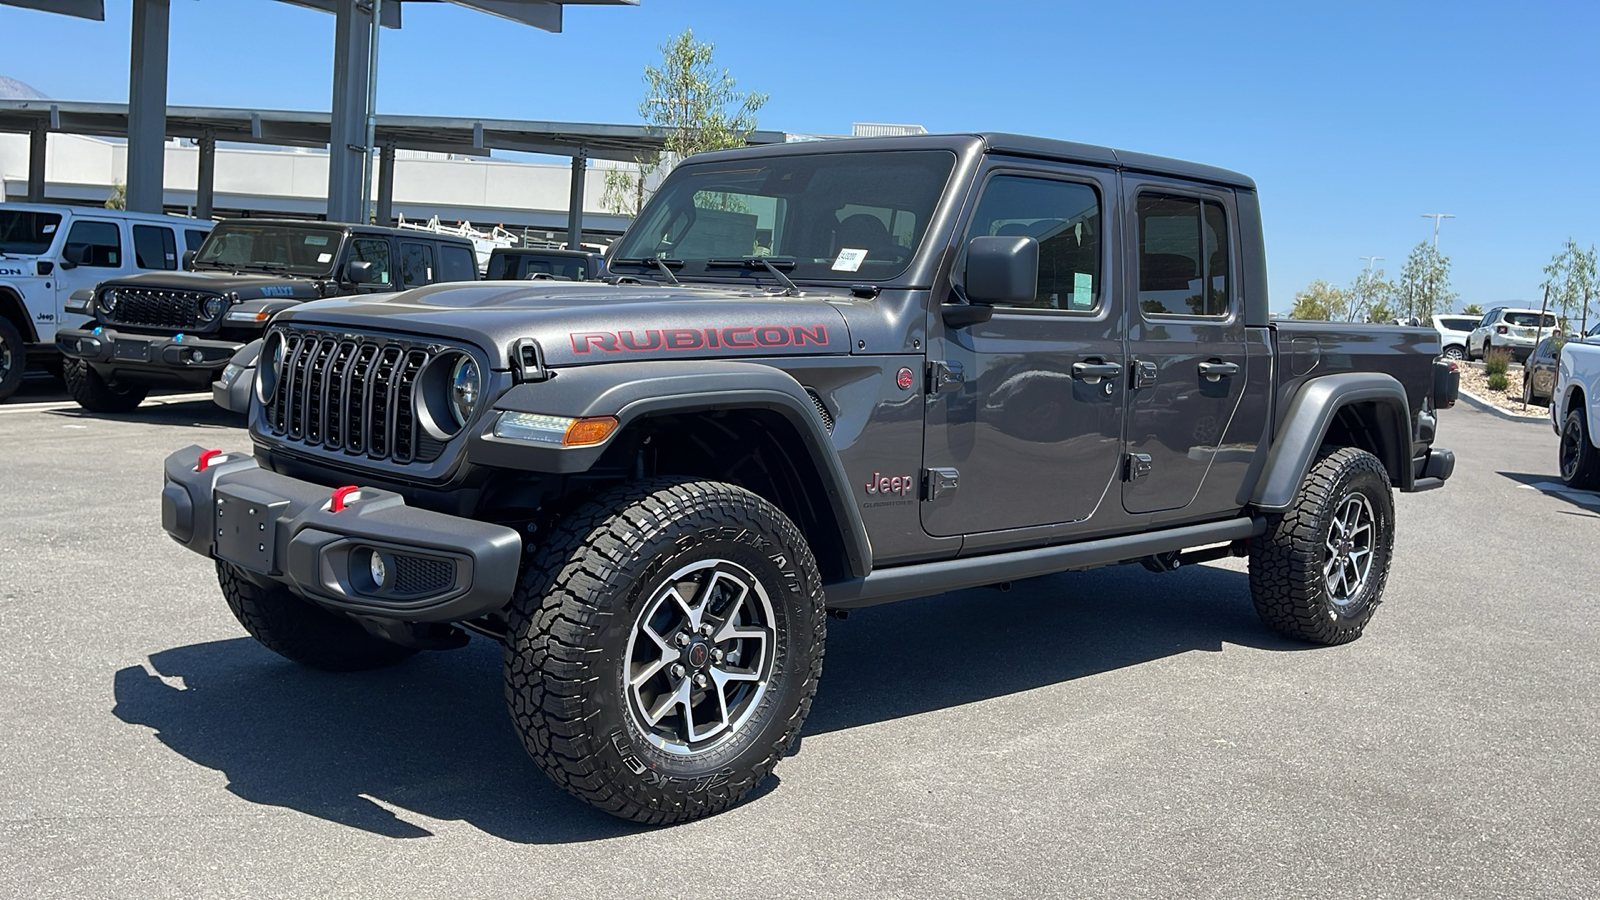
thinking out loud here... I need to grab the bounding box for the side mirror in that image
[345,259,375,285]
[182,249,198,269]
[943,235,1038,328]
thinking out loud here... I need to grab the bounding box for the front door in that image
[1120,180,1250,514]
[54,217,128,337]
[922,164,1125,537]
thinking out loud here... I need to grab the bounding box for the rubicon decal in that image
[864,472,915,498]
[572,325,830,354]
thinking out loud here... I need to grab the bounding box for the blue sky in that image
[4,0,1597,314]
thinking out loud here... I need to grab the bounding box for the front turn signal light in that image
[494,412,619,447]
[563,416,619,447]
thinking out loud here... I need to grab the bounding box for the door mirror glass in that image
[964,235,1038,306]
[345,259,376,285]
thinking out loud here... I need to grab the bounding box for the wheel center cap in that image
[686,641,710,669]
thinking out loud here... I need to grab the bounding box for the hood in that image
[101,269,326,301]
[277,280,856,368]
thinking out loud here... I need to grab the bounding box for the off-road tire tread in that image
[63,358,148,413]
[504,477,825,825]
[1249,446,1393,646]
[0,316,26,402]
[216,561,417,671]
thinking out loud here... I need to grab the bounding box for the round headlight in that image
[449,356,480,427]
[100,289,118,312]
[256,333,284,404]
[203,296,226,320]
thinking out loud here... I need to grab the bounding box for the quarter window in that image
[63,220,122,268]
[1136,194,1231,317]
[438,244,477,282]
[184,229,208,253]
[964,175,1102,311]
[133,225,178,270]
[348,238,392,286]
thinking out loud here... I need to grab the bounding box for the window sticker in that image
[1072,272,1094,310]
[317,252,333,263]
[42,223,56,234]
[304,235,330,246]
[832,248,868,272]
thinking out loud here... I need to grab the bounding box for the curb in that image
[1456,389,1550,425]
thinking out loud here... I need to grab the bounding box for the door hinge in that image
[923,467,960,500]
[1124,453,1153,482]
[1134,360,1158,389]
[927,359,964,394]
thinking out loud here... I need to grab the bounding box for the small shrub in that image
[1485,348,1511,376]
[1488,371,1510,392]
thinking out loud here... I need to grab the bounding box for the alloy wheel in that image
[1323,493,1376,607]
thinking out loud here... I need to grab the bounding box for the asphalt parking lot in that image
[2,396,1596,899]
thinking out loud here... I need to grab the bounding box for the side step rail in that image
[824,517,1266,609]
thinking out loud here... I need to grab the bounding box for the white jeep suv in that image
[1468,307,1559,363]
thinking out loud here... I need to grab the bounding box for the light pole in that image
[1360,256,1384,272]
[1421,213,1455,250]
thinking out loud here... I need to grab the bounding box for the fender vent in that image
[804,387,835,434]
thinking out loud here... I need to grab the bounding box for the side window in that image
[399,241,435,288]
[1136,193,1231,317]
[963,174,1102,311]
[133,225,178,270]
[348,238,392,286]
[63,220,122,268]
[437,244,477,282]
[184,229,208,253]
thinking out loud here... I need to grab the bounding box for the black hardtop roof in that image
[688,132,1256,191]
[491,247,602,259]
[211,218,476,247]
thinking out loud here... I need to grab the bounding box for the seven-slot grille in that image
[104,287,215,330]
[263,329,450,465]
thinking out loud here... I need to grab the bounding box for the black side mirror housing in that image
[182,249,198,269]
[345,259,375,285]
[36,260,54,276]
[942,235,1039,328]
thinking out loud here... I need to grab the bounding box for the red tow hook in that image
[330,485,362,513]
[196,449,223,472]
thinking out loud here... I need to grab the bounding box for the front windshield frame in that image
[611,149,959,284]
[193,222,347,276]
[0,210,63,256]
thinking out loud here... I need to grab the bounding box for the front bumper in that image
[160,445,523,622]
[58,326,240,374]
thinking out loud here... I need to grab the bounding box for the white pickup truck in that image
[0,203,214,401]
[1551,335,1600,488]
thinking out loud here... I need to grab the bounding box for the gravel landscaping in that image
[1457,360,1547,418]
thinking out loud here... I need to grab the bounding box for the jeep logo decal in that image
[864,472,914,498]
[571,325,829,354]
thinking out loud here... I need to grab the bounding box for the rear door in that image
[921,161,1125,536]
[1120,178,1250,515]
[398,240,436,288]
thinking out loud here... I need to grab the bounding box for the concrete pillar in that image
[327,0,373,223]
[375,142,396,225]
[26,125,47,202]
[195,130,216,219]
[126,0,171,213]
[567,150,587,250]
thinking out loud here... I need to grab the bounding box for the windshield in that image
[611,149,957,283]
[194,222,345,275]
[0,210,62,255]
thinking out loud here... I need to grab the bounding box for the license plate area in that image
[113,339,152,362]
[214,484,290,574]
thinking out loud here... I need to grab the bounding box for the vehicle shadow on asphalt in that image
[110,563,1296,843]
[1494,471,1600,516]
[45,399,241,429]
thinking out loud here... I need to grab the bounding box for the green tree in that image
[1348,266,1395,323]
[1289,279,1349,321]
[105,180,126,210]
[1543,239,1597,333]
[1367,299,1397,324]
[602,28,768,217]
[1462,303,1483,317]
[1397,241,1457,321]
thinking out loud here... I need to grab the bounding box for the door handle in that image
[1072,361,1122,381]
[1198,361,1240,380]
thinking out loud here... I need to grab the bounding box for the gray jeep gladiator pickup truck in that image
[159,133,1459,824]
[56,219,477,413]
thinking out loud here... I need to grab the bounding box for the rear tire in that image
[504,478,825,824]
[1249,447,1394,645]
[63,358,148,413]
[0,317,25,402]
[1559,409,1600,490]
[1442,345,1465,361]
[216,561,418,671]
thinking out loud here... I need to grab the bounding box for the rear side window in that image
[133,225,178,270]
[184,229,208,252]
[1440,317,1477,332]
[438,244,477,282]
[348,238,392,286]
[486,253,517,280]
[963,174,1102,311]
[399,241,435,288]
[1137,194,1231,317]
[63,220,122,267]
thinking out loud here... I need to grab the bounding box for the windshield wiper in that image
[706,256,800,296]
[610,256,682,284]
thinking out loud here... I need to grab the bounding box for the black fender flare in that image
[469,359,872,577]
[1251,372,1412,512]
[0,285,39,343]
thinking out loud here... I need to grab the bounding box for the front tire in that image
[0,317,25,402]
[505,478,825,824]
[1559,409,1600,490]
[216,561,418,671]
[63,359,149,413]
[1249,447,1394,645]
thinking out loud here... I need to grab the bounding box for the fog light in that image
[189,349,205,364]
[369,550,389,589]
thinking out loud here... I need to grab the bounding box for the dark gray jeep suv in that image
[159,133,1458,824]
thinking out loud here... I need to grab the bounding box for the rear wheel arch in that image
[1252,373,1412,512]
